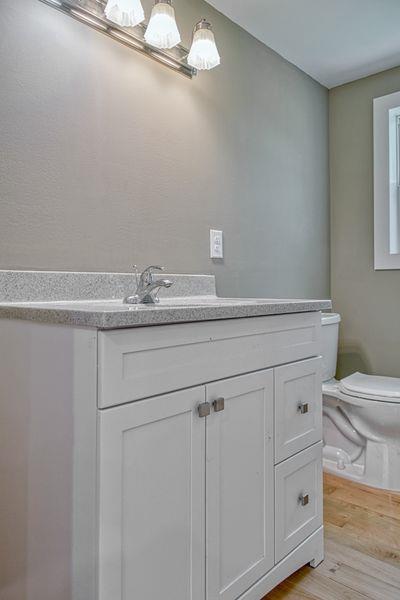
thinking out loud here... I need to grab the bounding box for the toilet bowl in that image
[321,313,400,491]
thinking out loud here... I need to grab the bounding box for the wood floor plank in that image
[324,497,400,549]
[315,555,400,599]
[324,522,400,569]
[264,474,400,600]
[265,578,319,600]
[329,485,400,520]
[266,566,371,600]
[323,473,400,501]
[325,537,400,590]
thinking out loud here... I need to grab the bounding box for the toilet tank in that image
[321,313,341,382]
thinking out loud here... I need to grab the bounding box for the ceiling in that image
[207,0,400,88]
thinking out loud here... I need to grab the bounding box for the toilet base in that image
[323,454,364,483]
[323,442,366,486]
[323,444,400,492]
[323,437,400,492]
[323,381,400,492]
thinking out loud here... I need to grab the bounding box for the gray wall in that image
[0,0,329,298]
[330,67,400,378]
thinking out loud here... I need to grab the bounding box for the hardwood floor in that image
[264,473,400,600]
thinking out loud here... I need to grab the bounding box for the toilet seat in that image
[339,372,400,404]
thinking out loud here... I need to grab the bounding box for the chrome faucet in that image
[123,265,173,305]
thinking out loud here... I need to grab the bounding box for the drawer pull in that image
[213,398,225,413]
[297,402,309,414]
[298,493,309,506]
[198,402,211,418]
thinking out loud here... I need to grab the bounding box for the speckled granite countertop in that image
[0,271,332,329]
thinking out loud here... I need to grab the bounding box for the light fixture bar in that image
[38,0,196,78]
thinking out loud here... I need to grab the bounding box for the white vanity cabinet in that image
[0,311,324,600]
[96,312,324,600]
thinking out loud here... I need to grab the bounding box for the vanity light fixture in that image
[151,51,180,69]
[144,0,180,50]
[70,8,108,30]
[38,0,221,77]
[188,19,220,71]
[109,28,144,49]
[105,0,144,28]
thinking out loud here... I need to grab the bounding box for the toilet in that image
[321,312,400,491]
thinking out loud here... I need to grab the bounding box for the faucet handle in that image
[132,265,139,287]
[141,265,165,283]
[143,265,165,273]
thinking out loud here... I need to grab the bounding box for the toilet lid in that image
[340,372,400,403]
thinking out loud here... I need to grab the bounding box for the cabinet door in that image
[275,442,323,562]
[206,370,274,600]
[274,357,322,463]
[98,387,206,600]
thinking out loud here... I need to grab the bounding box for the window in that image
[374,91,400,269]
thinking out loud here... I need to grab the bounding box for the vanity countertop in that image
[0,296,332,328]
[0,271,331,329]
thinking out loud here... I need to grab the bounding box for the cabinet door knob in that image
[213,398,225,412]
[297,402,309,414]
[197,402,211,418]
[298,493,310,506]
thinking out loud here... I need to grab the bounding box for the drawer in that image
[275,442,323,563]
[98,312,321,408]
[274,357,322,463]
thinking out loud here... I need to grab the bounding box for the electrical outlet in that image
[210,229,223,259]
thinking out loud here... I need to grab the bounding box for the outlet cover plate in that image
[210,229,223,259]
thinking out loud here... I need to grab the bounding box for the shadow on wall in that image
[337,343,372,380]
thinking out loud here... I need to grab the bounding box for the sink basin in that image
[141,296,298,307]
[156,296,254,306]
[123,296,284,308]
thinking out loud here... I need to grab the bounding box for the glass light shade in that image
[104,0,145,28]
[188,20,220,70]
[144,1,181,49]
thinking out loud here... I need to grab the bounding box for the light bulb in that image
[188,19,220,71]
[104,0,145,28]
[144,0,181,50]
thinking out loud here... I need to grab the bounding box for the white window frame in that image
[374,90,400,269]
